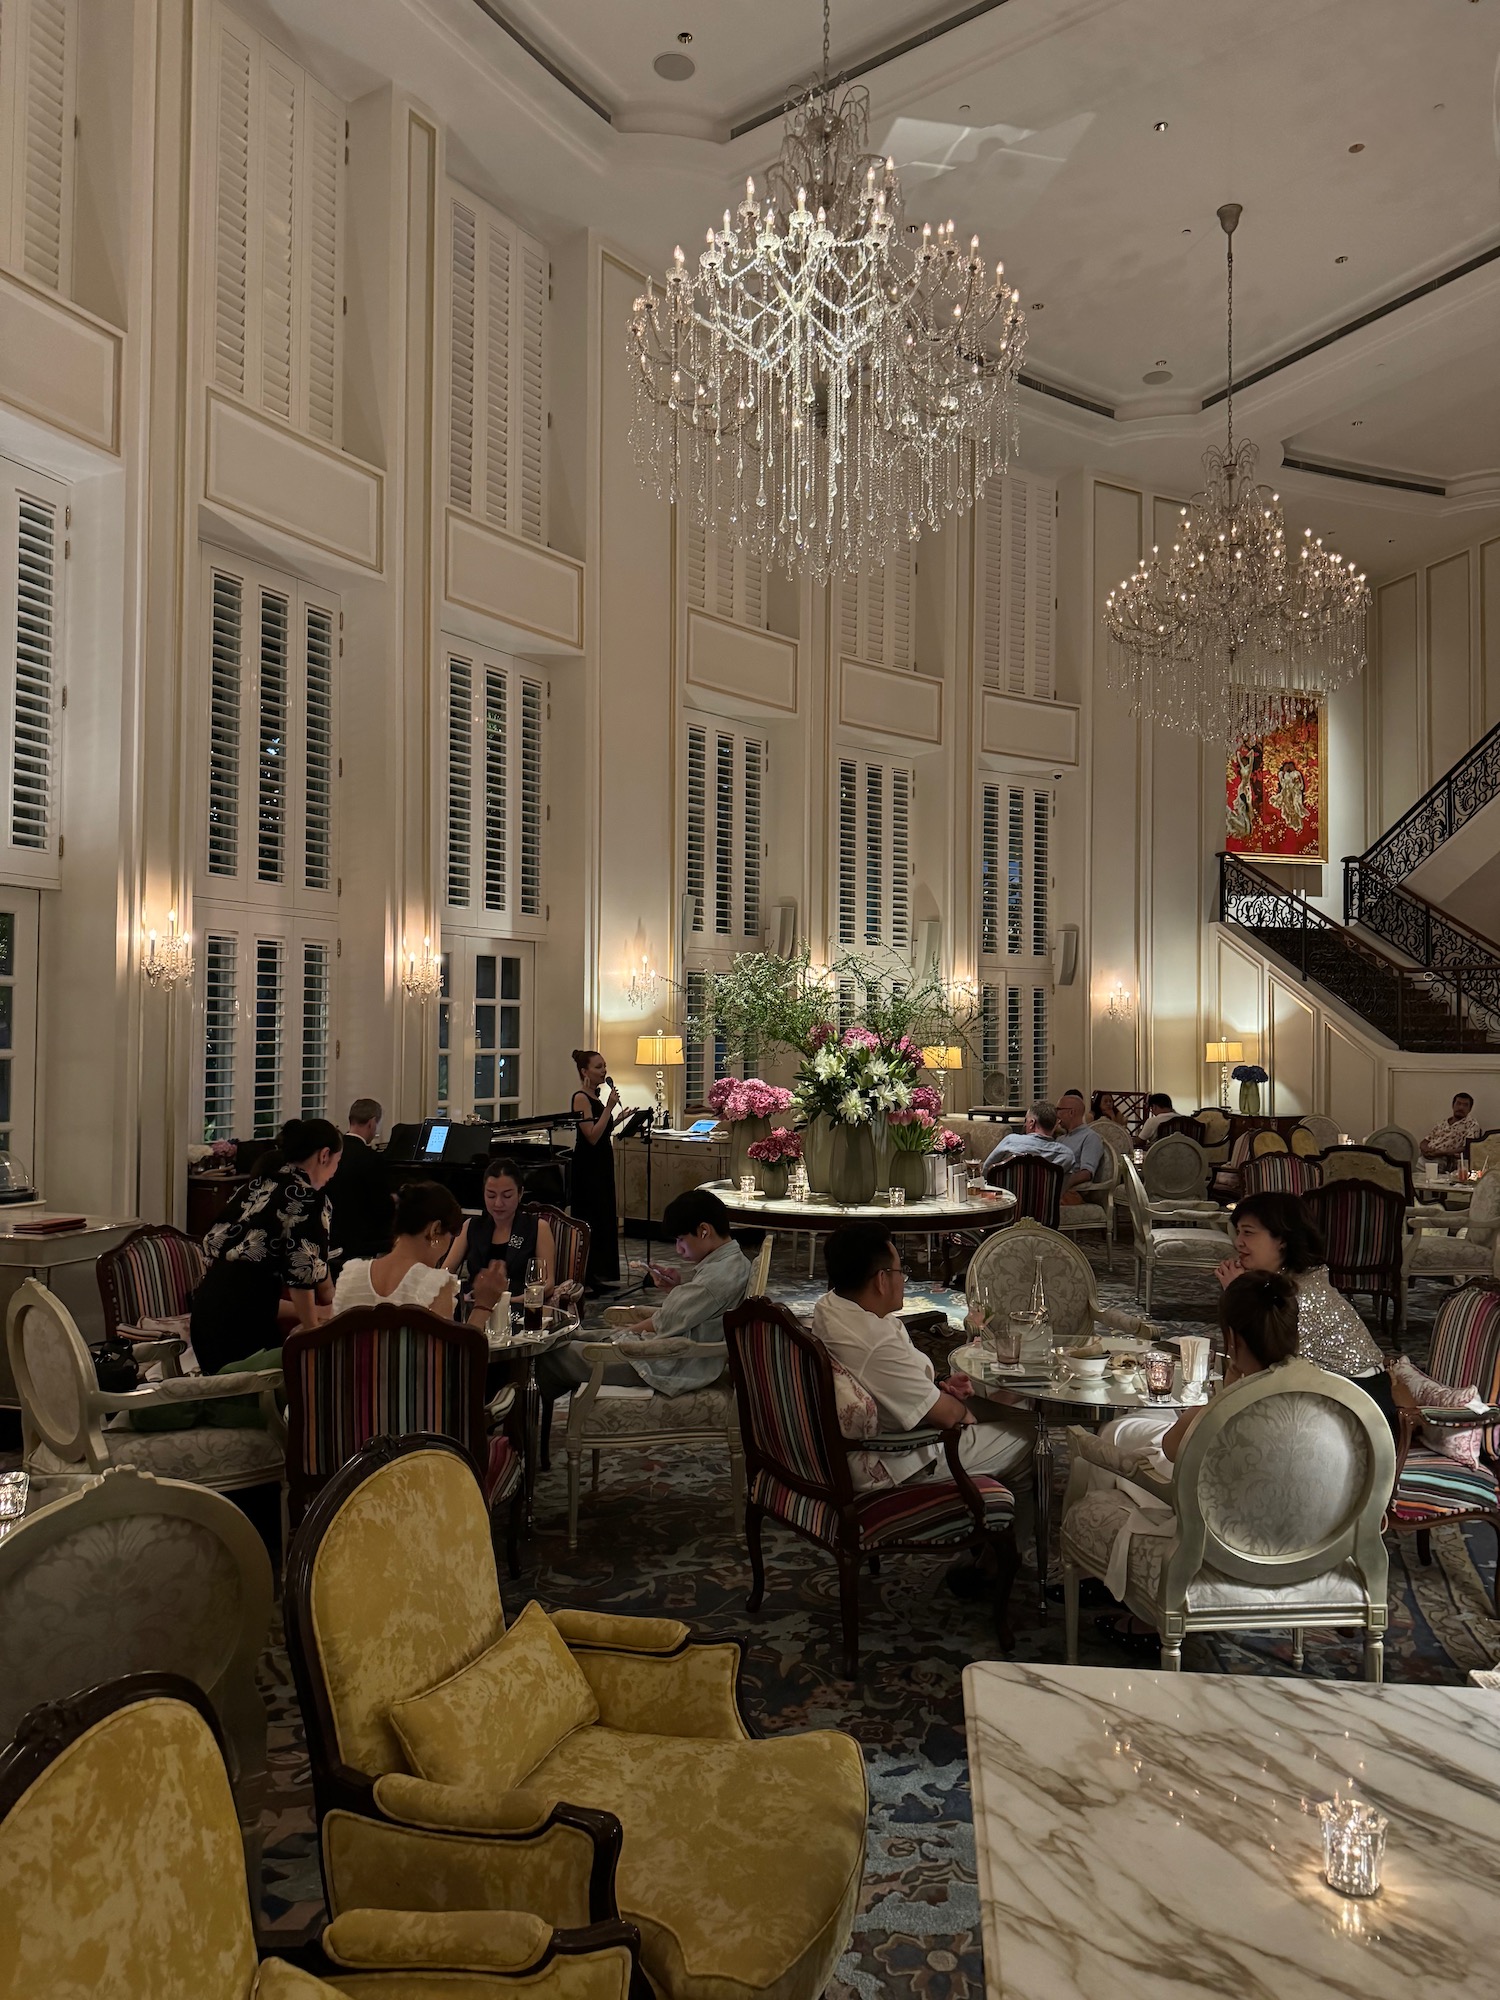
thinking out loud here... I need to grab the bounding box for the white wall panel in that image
[1268,977,1315,1114]
[1426,549,1472,784]
[1376,574,1419,826]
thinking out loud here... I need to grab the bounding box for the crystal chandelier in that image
[400,935,442,1003]
[1103,204,1371,738]
[141,910,194,992]
[629,0,1026,583]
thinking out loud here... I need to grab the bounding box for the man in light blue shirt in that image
[982,1100,1090,1194]
[1055,1089,1106,1183]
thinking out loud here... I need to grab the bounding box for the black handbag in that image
[90,1337,141,1394]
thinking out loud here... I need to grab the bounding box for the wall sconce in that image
[400,935,442,1002]
[625,952,661,1008]
[1104,981,1134,1022]
[142,910,194,991]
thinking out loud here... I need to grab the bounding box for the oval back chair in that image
[1365,1125,1419,1165]
[1139,1134,1209,1203]
[966,1218,1148,1346]
[97,1223,206,1340]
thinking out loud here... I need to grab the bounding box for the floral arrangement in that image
[688,945,976,1063]
[889,1112,967,1156]
[935,1126,965,1155]
[707,1076,794,1123]
[1231,1063,1269,1084]
[746,1127,803,1165]
[795,1025,921,1127]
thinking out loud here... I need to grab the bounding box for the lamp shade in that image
[1204,1040,1244,1064]
[920,1046,964,1071]
[636,1034,685,1067]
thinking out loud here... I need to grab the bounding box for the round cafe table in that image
[703,1180,1017,1283]
[950,1337,1206,1610]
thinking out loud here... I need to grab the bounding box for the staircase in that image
[1219,853,1498,1052]
[1341,714,1500,1040]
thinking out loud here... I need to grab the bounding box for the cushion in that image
[828,1356,878,1440]
[323,1908,551,1973]
[1059,1204,1109,1229]
[856,1473,1014,1547]
[1149,1228,1229,1260]
[89,1423,283,1487]
[1407,1237,1492,1274]
[389,1601,599,1790]
[527,1723,867,2000]
[1391,1450,1500,1523]
[1392,1357,1483,1467]
[576,1382,732,1437]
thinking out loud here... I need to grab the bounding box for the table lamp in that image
[920,1046,964,1104]
[636,1033,685,1126]
[1204,1040,1244,1111]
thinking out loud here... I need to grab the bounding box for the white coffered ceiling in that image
[254,0,1500,575]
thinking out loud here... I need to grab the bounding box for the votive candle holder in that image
[1318,1796,1387,1898]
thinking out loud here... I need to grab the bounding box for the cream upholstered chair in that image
[0,1466,273,1890]
[1193,1108,1231,1167]
[6,1280,284,1497]
[569,1238,772,1550]
[1058,1141,1117,1268]
[1139,1134,1210,1206]
[1120,1159,1231,1312]
[1062,1359,1395,1677]
[0,1675,642,2000]
[1470,1135,1500,1175]
[1318,1145,1413,1203]
[285,1434,866,2000]
[966,1218,1150,1345]
[1088,1117,1134,1156]
[1366,1124,1419,1165]
[1405,1174,1500,1287]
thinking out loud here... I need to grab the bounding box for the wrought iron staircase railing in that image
[1220,853,1498,1052]
[1345,861,1500,1031]
[1358,712,1500,884]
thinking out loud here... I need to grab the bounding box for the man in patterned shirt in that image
[1419,1092,1482,1163]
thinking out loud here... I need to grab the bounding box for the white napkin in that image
[1177,1335,1210,1385]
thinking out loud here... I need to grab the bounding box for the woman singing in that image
[570,1049,621,1291]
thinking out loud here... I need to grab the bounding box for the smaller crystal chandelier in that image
[142,910,193,991]
[1104,204,1371,739]
[400,936,442,1003]
[1104,981,1134,1023]
[625,953,661,1009]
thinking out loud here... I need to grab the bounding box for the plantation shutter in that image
[977,474,1055,696]
[200,549,338,907]
[252,936,284,1134]
[836,757,913,950]
[445,182,548,544]
[978,780,1051,964]
[300,939,330,1116]
[684,722,765,945]
[0,462,66,883]
[207,3,345,442]
[0,0,77,295]
[979,979,1049,1107]
[834,546,914,669]
[684,520,765,627]
[203,934,238,1138]
[198,919,334,1139]
[442,640,546,922]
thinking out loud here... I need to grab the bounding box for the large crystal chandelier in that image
[1103,204,1370,738]
[629,0,1026,583]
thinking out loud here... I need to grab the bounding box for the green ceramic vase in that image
[828,1122,878,1207]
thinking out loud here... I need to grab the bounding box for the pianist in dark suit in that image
[326,1097,395,1267]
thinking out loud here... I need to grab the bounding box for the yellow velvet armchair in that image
[285,1435,868,2000]
[0,1675,643,2000]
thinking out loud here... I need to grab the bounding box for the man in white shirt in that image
[1135,1093,1178,1144]
[981,1100,1090,1202]
[810,1224,1035,1572]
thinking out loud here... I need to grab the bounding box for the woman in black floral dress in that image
[190,1118,343,1375]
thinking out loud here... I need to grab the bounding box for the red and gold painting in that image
[1224,694,1327,862]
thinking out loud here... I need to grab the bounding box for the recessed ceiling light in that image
[1181,227,1192,235]
[654,51,695,80]
[1143,368,1173,384]
[1348,142,1365,153]
[959,102,970,113]
[1335,254,1348,264]
[677,30,693,42]
[1153,120,1169,132]
[1351,420,1364,427]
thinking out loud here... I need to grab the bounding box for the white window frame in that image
[834,754,913,953]
[197,547,340,919]
[204,0,346,444]
[436,933,534,1124]
[441,640,545,930]
[0,458,66,888]
[195,913,336,1140]
[0,0,78,297]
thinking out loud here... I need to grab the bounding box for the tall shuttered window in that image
[836,544,914,670]
[684,723,766,946]
[206,1,345,442]
[197,922,332,1139]
[0,0,78,296]
[442,643,546,925]
[200,551,339,905]
[0,462,66,885]
[836,757,912,951]
[978,777,1052,1109]
[685,521,765,628]
[976,474,1055,697]
[445,181,547,544]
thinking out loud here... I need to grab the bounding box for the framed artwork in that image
[1224,694,1328,862]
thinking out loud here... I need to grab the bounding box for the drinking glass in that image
[0,1470,28,1519]
[523,1258,545,1330]
[739,1174,756,1197]
[1144,1349,1176,1401]
[889,1186,905,1207]
[990,1316,1023,1368]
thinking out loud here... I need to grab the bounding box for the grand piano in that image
[380,1113,581,1210]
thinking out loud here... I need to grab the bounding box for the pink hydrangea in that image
[710,1076,793,1121]
[935,1127,965,1154]
[895,1036,925,1066]
[807,1022,835,1051]
[746,1126,803,1164]
[908,1084,944,1118]
[841,1025,881,1051]
[706,1077,738,1114]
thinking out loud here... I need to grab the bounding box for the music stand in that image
[611,1107,659,1296]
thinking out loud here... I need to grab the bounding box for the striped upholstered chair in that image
[1386,1280,1500,1610]
[97,1224,207,1371]
[282,1304,522,1566]
[724,1299,1018,1676]
[1304,1179,1408,1336]
[1237,1153,1323,1200]
[984,1154,1068,1229]
[529,1204,591,1289]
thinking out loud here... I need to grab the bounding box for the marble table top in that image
[963,1661,1500,2000]
[704,1179,1016,1231]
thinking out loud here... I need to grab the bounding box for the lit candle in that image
[1318,1795,1387,1897]
[738,1175,756,1197]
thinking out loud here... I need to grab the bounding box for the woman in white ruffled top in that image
[332,1180,463,1318]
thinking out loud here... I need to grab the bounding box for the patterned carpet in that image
[254,1238,1500,1998]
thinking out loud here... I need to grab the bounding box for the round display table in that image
[703,1179,1016,1284]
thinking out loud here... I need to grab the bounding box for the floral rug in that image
[255,1239,1500,1998]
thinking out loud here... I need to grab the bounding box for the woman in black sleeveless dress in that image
[445,1156,555,1301]
[570,1048,620,1290]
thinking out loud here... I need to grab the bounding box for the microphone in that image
[604,1075,615,1091]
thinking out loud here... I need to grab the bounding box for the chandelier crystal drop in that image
[1103,204,1371,739]
[628,0,1026,583]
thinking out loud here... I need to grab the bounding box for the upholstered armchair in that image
[97,1223,207,1372]
[1404,1176,1500,1289]
[1365,1124,1419,1165]
[1317,1144,1414,1203]
[0,1465,273,1888]
[6,1280,284,1497]
[1297,1113,1341,1153]
[1062,1359,1395,1677]
[565,1238,772,1549]
[1119,1160,1231,1312]
[1304,1179,1408,1335]
[1139,1134,1211,1205]
[0,1675,643,1999]
[529,1207,591,1289]
[1237,1153,1323,1200]
[1058,1141,1117,1268]
[966,1219,1150,1346]
[284,1435,867,2000]
[983,1154,1068,1228]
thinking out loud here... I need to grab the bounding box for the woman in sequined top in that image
[1215,1190,1402,1434]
